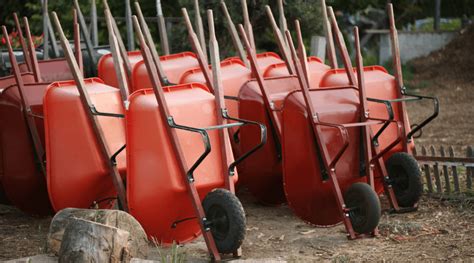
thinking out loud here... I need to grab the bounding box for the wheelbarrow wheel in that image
[386,152,422,207]
[203,188,246,254]
[344,183,381,234]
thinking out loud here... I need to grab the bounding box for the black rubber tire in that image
[386,152,423,207]
[203,188,246,254]
[344,183,381,234]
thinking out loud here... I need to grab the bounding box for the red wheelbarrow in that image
[237,19,410,238]
[49,8,265,261]
[46,8,135,213]
[127,10,265,259]
[318,5,439,211]
[0,13,83,215]
[0,71,35,205]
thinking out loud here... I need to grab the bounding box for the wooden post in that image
[421,146,434,193]
[220,0,249,67]
[42,0,49,59]
[91,0,99,47]
[321,0,337,68]
[430,145,442,193]
[13,13,32,71]
[194,0,207,62]
[242,0,256,49]
[265,5,294,74]
[125,0,135,51]
[277,0,288,46]
[74,0,97,75]
[467,146,473,191]
[156,0,170,55]
[434,0,441,31]
[448,146,460,192]
[440,146,451,193]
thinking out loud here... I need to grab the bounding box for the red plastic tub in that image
[238,76,302,205]
[19,59,74,82]
[131,52,199,92]
[97,50,144,88]
[263,56,330,86]
[44,78,126,211]
[0,81,52,215]
[126,83,236,244]
[282,87,379,226]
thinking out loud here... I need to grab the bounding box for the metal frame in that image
[387,3,439,154]
[51,12,129,212]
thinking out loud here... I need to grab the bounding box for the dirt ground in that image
[1,193,473,262]
[1,27,474,263]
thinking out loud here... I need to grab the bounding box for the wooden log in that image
[59,218,130,263]
[48,208,148,259]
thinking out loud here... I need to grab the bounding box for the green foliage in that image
[416,18,462,31]
[153,239,186,263]
[1,0,473,55]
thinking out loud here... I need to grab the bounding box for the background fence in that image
[414,145,473,198]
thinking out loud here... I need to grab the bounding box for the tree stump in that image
[59,218,130,263]
[48,208,148,259]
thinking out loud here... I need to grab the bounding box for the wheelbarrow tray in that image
[126,83,235,244]
[0,73,35,90]
[282,87,378,226]
[99,50,199,91]
[98,50,144,88]
[320,66,414,157]
[0,72,36,204]
[0,82,52,215]
[223,52,283,73]
[132,52,199,92]
[238,76,302,205]
[263,57,330,86]
[44,78,126,211]
[19,58,74,82]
